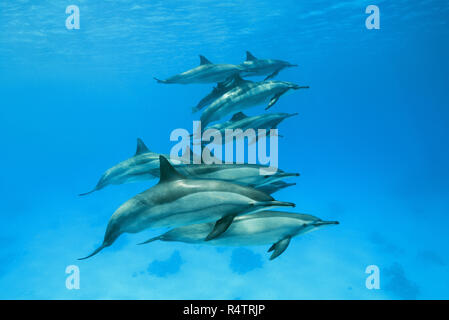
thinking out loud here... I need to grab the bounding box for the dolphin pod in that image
[79,138,299,195]
[80,52,337,261]
[79,156,295,260]
[139,211,339,260]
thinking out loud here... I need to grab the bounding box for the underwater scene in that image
[0,0,448,299]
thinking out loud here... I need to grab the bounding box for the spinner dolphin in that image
[154,55,242,84]
[140,211,339,260]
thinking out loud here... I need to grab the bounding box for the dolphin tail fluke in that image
[137,235,162,245]
[78,188,98,196]
[205,215,236,241]
[78,243,106,260]
[154,77,167,84]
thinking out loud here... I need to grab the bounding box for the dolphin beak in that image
[280,182,296,188]
[280,172,300,178]
[292,85,310,90]
[314,221,340,227]
[285,112,299,118]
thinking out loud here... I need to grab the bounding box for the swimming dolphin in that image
[159,163,300,189]
[79,138,184,196]
[192,74,252,113]
[204,111,298,144]
[139,211,339,260]
[200,80,309,126]
[78,156,295,259]
[154,55,242,84]
[255,181,296,195]
[239,51,298,80]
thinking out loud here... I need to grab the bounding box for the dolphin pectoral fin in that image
[266,87,291,110]
[266,96,279,110]
[205,215,235,241]
[268,237,291,260]
[264,69,281,80]
[137,235,162,245]
[78,243,107,260]
[266,90,288,110]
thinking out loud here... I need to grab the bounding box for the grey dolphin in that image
[78,156,295,259]
[139,211,339,260]
[192,74,252,113]
[163,163,300,189]
[154,55,242,84]
[239,51,298,80]
[204,111,298,144]
[79,138,183,196]
[200,80,309,126]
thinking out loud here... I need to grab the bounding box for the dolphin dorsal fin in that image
[199,55,213,65]
[246,51,257,61]
[229,73,248,86]
[158,156,185,183]
[230,112,247,122]
[135,138,150,155]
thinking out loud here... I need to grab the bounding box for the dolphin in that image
[78,156,295,259]
[204,111,298,144]
[192,74,252,113]
[154,55,242,84]
[139,211,339,260]
[239,51,298,80]
[255,181,296,195]
[200,80,309,126]
[160,163,300,189]
[79,138,184,196]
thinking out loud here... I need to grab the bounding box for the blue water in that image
[1,0,448,299]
